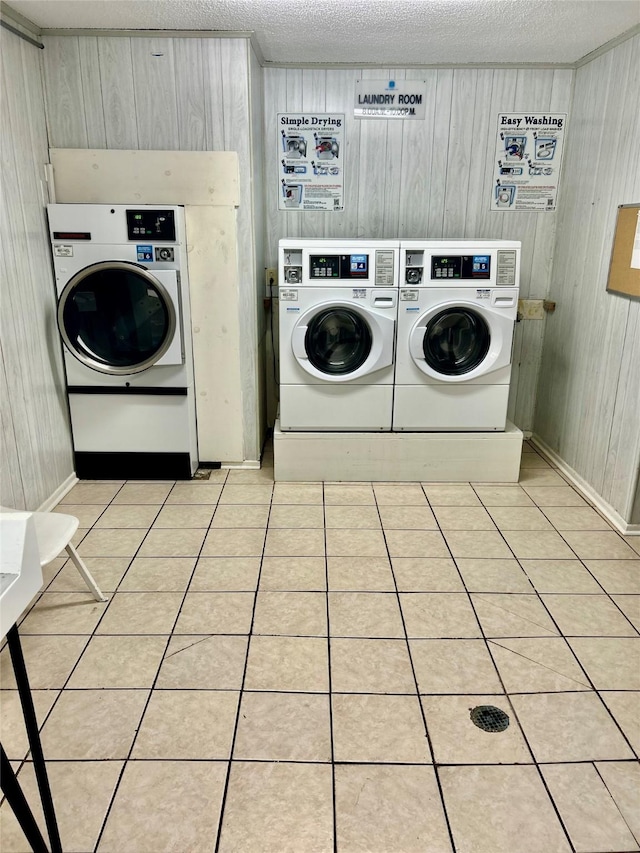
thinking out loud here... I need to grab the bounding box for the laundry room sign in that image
[491,113,567,211]
[278,114,345,212]
[354,80,427,119]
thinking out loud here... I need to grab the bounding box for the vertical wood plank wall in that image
[40,35,264,462]
[534,34,640,522]
[262,66,574,430]
[1,28,74,510]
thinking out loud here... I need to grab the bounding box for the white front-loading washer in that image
[394,240,521,431]
[48,204,198,478]
[278,239,399,431]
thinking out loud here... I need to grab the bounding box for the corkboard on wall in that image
[606,204,640,298]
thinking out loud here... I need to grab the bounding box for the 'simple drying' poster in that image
[277,114,345,212]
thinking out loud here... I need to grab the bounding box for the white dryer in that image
[48,204,198,478]
[278,239,399,431]
[394,240,521,431]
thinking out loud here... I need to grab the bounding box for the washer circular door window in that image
[409,301,510,382]
[57,261,177,375]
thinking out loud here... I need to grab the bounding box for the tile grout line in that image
[592,760,640,848]
[322,484,339,853]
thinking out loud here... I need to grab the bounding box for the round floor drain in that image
[470,705,510,732]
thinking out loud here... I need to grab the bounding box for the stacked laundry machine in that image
[278,238,521,433]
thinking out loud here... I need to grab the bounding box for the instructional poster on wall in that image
[491,113,567,211]
[277,114,344,211]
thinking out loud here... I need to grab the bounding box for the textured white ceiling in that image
[6,0,640,64]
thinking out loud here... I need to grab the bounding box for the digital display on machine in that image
[126,210,176,242]
[309,254,369,279]
[431,255,491,280]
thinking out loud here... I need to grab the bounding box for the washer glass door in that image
[423,307,490,376]
[305,307,372,376]
[58,261,176,375]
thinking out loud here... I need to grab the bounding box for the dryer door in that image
[57,262,181,375]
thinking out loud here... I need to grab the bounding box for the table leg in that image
[0,744,49,853]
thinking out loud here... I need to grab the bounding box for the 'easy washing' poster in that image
[278,114,345,212]
[491,113,567,212]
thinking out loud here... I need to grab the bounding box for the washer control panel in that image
[126,210,176,241]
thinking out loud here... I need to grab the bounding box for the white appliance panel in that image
[393,385,511,431]
[279,385,394,431]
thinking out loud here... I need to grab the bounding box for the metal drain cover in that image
[470,705,510,733]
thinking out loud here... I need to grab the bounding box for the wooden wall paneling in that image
[203,39,226,151]
[325,70,361,239]
[263,68,287,265]
[398,68,437,237]
[131,38,180,150]
[425,69,454,239]
[174,38,207,151]
[442,69,478,238]
[463,69,495,240]
[285,68,304,238]
[77,37,107,148]
[0,343,25,509]
[381,70,406,238]
[357,68,389,237]
[96,37,138,149]
[41,36,88,148]
[301,68,327,239]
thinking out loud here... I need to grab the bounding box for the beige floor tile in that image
[98,760,227,853]
[456,558,533,593]
[472,485,534,506]
[422,694,531,763]
[599,692,640,754]
[568,637,640,689]
[210,503,270,528]
[67,635,167,688]
[253,591,327,636]
[94,504,160,528]
[264,527,324,556]
[595,761,640,840]
[400,592,482,638]
[335,764,453,853]
[440,765,571,853]
[218,484,273,504]
[518,469,568,486]
[60,482,122,504]
[225,466,274,484]
[0,635,88,690]
[218,762,333,853]
[244,635,329,691]
[519,453,552,469]
[623,535,640,555]
[329,592,404,638]
[386,529,450,558]
[378,504,437,529]
[522,485,588,506]
[422,484,481,505]
[189,556,260,591]
[325,528,387,557]
[501,530,575,559]
[411,639,502,694]
[138,527,206,557]
[41,689,148,759]
[488,637,591,692]
[541,762,639,853]
[333,693,431,762]
[118,557,195,591]
[132,689,238,759]
[510,692,634,761]
[271,483,323,504]
[391,557,464,592]
[193,468,228,483]
[541,593,638,636]
[112,483,173,504]
[487,506,554,530]
[201,527,265,558]
[0,760,123,853]
[444,530,512,559]
[174,592,254,634]
[0,690,59,760]
[165,483,223,504]
[433,506,497,530]
[520,559,602,593]
[40,557,66,589]
[269,504,325,528]
[259,556,326,591]
[324,484,375,505]
[48,556,132,593]
[330,638,416,693]
[156,634,248,689]
[324,505,381,529]
[543,506,612,531]
[19,593,107,635]
[327,556,394,591]
[585,559,640,593]
[472,593,559,637]
[151,504,215,528]
[373,484,428,505]
[612,594,640,630]
[53,503,108,527]
[77,528,147,557]
[562,530,638,560]
[234,692,331,761]
[97,592,183,634]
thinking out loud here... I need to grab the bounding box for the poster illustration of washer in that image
[278,114,344,211]
[492,113,567,211]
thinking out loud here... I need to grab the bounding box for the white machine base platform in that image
[274,420,523,482]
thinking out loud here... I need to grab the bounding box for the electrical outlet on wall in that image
[265,268,277,295]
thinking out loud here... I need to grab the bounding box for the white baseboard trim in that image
[221,460,261,470]
[530,434,639,536]
[37,472,78,512]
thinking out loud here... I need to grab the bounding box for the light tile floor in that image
[1,442,639,852]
